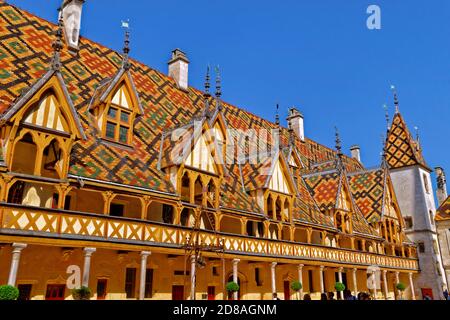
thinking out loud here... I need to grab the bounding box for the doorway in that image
[283,281,290,300]
[172,285,184,300]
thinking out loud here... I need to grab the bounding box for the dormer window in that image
[103,84,134,144]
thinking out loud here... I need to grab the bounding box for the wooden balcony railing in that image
[0,204,419,271]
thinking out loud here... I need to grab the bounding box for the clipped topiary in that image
[0,285,19,300]
[396,282,406,300]
[71,286,91,300]
[291,281,303,300]
[226,281,240,293]
[335,282,346,292]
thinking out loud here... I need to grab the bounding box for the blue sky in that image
[7,1,450,184]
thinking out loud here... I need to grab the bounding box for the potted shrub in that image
[0,285,19,300]
[290,281,303,300]
[334,282,346,300]
[226,281,240,300]
[396,282,406,300]
[71,286,91,300]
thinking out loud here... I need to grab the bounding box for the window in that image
[423,174,430,194]
[429,210,435,225]
[7,181,25,204]
[17,284,32,301]
[103,84,134,145]
[52,193,59,209]
[255,268,263,286]
[404,217,413,229]
[45,284,65,300]
[212,267,219,276]
[144,269,153,298]
[64,195,72,211]
[162,204,174,224]
[174,270,190,276]
[96,279,107,300]
[418,242,425,253]
[125,268,137,299]
[110,203,125,217]
[308,270,314,292]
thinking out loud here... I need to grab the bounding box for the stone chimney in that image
[60,0,85,52]
[286,107,304,142]
[436,167,448,206]
[168,49,189,91]
[350,145,361,162]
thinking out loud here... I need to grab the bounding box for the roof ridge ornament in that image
[390,85,399,114]
[275,104,280,126]
[383,104,390,131]
[51,15,64,70]
[203,66,211,119]
[121,20,131,70]
[214,65,223,111]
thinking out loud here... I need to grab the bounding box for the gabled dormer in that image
[90,29,143,146]
[160,119,224,208]
[0,21,85,179]
[91,69,143,146]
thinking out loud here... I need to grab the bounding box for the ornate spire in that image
[215,65,221,99]
[391,85,399,114]
[335,126,342,156]
[121,20,131,70]
[383,104,390,131]
[51,16,64,70]
[414,126,421,151]
[380,133,387,164]
[275,104,280,126]
[214,65,222,111]
[204,65,211,98]
[203,66,211,119]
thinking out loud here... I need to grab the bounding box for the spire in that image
[414,126,421,151]
[275,104,280,126]
[390,85,399,114]
[215,65,221,99]
[203,66,211,119]
[380,133,388,166]
[204,65,211,98]
[335,126,342,156]
[383,104,390,131]
[51,16,64,70]
[214,65,222,111]
[121,20,131,70]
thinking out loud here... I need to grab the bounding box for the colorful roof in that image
[0,2,384,234]
[436,196,450,221]
[385,112,428,170]
[348,168,385,224]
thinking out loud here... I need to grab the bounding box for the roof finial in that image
[383,104,390,131]
[414,126,421,150]
[215,65,221,99]
[275,104,280,126]
[335,126,342,156]
[204,65,211,98]
[51,15,64,70]
[380,133,388,167]
[390,85,399,114]
[121,20,131,70]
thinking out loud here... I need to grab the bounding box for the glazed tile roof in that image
[436,196,450,221]
[0,2,378,233]
[348,168,385,224]
[385,112,428,170]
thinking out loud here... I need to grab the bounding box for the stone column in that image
[337,267,344,300]
[297,264,304,299]
[7,243,27,286]
[190,255,196,300]
[371,269,377,300]
[352,268,358,297]
[383,270,389,300]
[82,247,96,287]
[394,271,400,300]
[139,251,151,300]
[408,273,415,300]
[271,262,277,297]
[232,259,240,300]
[319,266,325,294]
